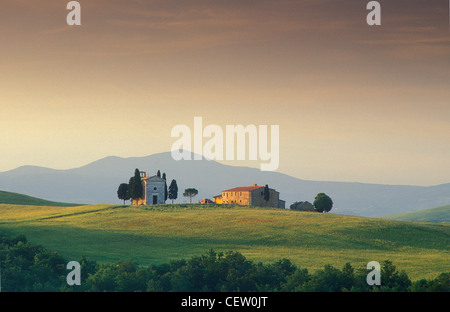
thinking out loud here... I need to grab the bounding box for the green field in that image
[0,203,449,280]
[0,190,80,207]
[383,205,450,223]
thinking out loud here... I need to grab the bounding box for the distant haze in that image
[1,1,449,186]
[0,152,449,217]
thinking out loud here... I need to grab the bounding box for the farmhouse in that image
[132,171,166,205]
[214,184,285,208]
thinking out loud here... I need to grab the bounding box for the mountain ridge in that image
[1,151,449,217]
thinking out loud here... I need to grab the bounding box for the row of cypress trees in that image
[117,168,179,204]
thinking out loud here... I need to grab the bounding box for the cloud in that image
[3,0,448,59]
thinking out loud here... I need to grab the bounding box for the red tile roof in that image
[223,185,263,192]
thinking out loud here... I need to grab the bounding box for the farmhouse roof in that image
[223,184,263,192]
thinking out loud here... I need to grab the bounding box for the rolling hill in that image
[0,151,449,217]
[0,190,80,207]
[0,203,448,280]
[382,205,450,223]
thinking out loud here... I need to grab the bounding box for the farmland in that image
[0,203,448,280]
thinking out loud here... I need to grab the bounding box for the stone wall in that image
[249,188,280,208]
[220,187,283,208]
[145,178,166,205]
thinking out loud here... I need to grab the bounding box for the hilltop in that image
[383,205,450,223]
[0,190,80,207]
[0,203,448,280]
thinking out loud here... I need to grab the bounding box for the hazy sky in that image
[1,0,449,186]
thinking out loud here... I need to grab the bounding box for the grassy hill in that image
[382,205,450,223]
[0,203,448,280]
[0,190,80,207]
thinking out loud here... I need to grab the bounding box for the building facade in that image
[132,171,166,205]
[214,184,285,208]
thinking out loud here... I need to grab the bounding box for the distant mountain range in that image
[0,151,449,217]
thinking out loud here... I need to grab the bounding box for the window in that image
[154,187,157,191]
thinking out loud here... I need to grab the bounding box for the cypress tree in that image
[129,168,143,201]
[264,184,270,206]
[168,179,178,204]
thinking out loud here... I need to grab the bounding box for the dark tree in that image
[183,188,198,203]
[164,182,168,201]
[117,183,130,204]
[168,179,178,204]
[157,170,161,178]
[263,184,270,205]
[313,193,333,213]
[162,173,168,201]
[127,177,134,199]
[128,169,143,201]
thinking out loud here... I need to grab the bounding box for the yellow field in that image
[0,203,448,280]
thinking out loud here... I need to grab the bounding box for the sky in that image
[0,0,449,186]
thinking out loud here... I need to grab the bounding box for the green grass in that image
[0,190,80,207]
[382,205,450,223]
[0,203,448,280]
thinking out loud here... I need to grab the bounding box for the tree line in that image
[1,233,448,292]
